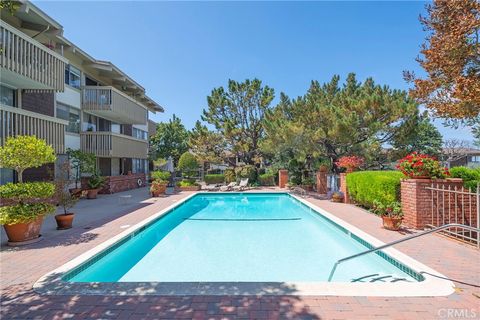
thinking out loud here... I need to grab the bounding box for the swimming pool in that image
[35,192,454,296]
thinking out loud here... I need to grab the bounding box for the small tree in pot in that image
[54,161,79,229]
[0,136,57,244]
[66,149,96,195]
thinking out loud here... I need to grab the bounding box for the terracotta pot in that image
[151,183,167,197]
[382,216,403,231]
[55,213,75,230]
[3,216,44,244]
[86,189,99,199]
[331,194,344,203]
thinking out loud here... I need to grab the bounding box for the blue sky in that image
[35,1,471,141]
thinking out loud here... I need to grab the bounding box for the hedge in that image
[449,167,480,190]
[258,173,275,186]
[204,174,224,184]
[346,171,403,208]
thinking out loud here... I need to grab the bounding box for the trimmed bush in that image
[204,174,224,184]
[449,166,480,190]
[0,182,55,201]
[224,168,236,183]
[258,173,275,186]
[235,165,257,182]
[346,171,403,209]
[151,171,171,182]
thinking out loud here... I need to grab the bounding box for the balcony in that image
[0,21,67,91]
[0,104,67,154]
[80,131,148,159]
[82,86,148,125]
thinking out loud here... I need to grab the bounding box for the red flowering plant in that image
[335,156,364,172]
[396,152,449,179]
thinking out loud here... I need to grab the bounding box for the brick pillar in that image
[339,172,351,203]
[401,178,464,229]
[279,170,288,188]
[316,170,328,194]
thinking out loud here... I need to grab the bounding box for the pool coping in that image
[33,192,455,297]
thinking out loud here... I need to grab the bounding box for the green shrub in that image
[177,152,198,177]
[235,165,257,182]
[177,179,197,187]
[224,168,236,183]
[258,173,275,186]
[151,171,171,182]
[0,182,55,201]
[0,203,56,225]
[87,175,106,189]
[449,167,480,190]
[204,174,225,184]
[346,171,403,209]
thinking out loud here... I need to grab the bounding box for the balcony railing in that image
[0,104,67,154]
[80,131,148,159]
[82,86,148,125]
[0,21,67,91]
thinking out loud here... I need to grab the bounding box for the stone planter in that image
[151,183,167,197]
[177,185,200,192]
[4,216,44,245]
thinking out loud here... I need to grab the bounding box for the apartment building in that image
[0,1,162,189]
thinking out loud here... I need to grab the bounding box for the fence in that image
[426,183,479,247]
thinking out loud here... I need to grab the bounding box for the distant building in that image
[442,148,480,169]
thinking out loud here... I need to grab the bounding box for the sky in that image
[35,0,472,141]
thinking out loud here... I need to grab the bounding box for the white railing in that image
[0,21,67,91]
[0,104,67,154]
[80,131,148,159]
[82,86,147,124]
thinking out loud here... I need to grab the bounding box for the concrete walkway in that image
[1,188,479,319]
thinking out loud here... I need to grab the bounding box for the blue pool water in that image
[67,193,418,283]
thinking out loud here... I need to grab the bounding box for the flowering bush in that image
[335,156,364,171]
[396,152,449,179]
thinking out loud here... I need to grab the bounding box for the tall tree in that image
[392,113,443,157]
[442,138,472,162]
[262,74,419,171]
[188,121,227,164]
[404,0,480,120]
[201,79,275,165]
[150,115,189,165]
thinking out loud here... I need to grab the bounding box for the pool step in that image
[351,273,412,283]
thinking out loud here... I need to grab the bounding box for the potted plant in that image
[54,162,79,229]
[373,200,403,231]
[396,152,449,179]
[335,156,364,173]
[331,191,344,203]
[86,174,105,199]
[0,136,57,245]
[150,171,171,196]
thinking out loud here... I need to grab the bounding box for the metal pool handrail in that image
[327,223,480,282]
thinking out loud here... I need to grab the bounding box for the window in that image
[65,65,81,89]
[82,114,97,132]
[0,85,15,107]
[471,156,480,163]
[132,158,148,174]
[98,118,111,132]
[56,103,80,133]
[133,128,148,140]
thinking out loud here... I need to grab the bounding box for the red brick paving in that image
[1,190,479,319]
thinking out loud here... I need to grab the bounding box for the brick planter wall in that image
[316,170,328,194]
[279,170,288,188]
[175,185,201,192]
[82,173,146,194]
[339,173,351,203]
[401,178,465,229]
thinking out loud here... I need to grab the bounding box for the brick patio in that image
[1,188,479,319]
